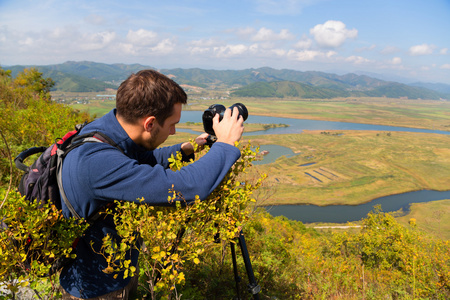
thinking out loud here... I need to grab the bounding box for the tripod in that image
[229,230,261,300]
[156,226,260,299]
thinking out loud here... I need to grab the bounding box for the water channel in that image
[179,111,450,223]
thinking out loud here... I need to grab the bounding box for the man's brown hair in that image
[116,69,187,125]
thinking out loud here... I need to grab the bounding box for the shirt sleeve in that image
[64,142,240,216]
[135,143,194,168]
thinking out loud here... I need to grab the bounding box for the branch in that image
[0,129,13,210]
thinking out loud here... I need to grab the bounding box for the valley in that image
[69,94,450,237]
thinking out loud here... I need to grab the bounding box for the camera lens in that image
[229,103,248,121]
[202,103,248,137]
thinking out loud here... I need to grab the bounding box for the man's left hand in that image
[181,133,209,155]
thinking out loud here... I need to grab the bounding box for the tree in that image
[13,68,54,99]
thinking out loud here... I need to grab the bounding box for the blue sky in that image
[1,0,449,84]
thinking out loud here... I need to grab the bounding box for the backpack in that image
[13,122,124,275]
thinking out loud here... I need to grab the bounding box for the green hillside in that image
[231,79,446,99]
[45,70,117,92]
[231,81,346,98]
[5,61,450,99]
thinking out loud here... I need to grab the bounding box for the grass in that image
[177,122,288,133]
[245,130,450,206]
[396,199,450,240]
[71,100,116,117]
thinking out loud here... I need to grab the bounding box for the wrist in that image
[181,142,194,155]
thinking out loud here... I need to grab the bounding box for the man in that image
[59,70,244,299]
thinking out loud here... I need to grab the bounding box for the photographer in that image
[59,69,244,299]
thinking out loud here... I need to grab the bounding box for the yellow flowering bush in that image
[98,141,266,299]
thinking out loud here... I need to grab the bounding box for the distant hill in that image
[5,61,450,99]
[231,79,447,99]
[45,70,117,92]
[231,81,348,98]
[409,81,450,94]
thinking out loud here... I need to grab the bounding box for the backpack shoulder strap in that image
[14,146,48,172]
[56,130,124,223]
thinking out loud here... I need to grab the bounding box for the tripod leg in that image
[237,231,261,299]
[230,241,241,299]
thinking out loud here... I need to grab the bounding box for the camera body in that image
[202,103,248,137]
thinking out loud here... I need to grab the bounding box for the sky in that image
[1,0,450,84]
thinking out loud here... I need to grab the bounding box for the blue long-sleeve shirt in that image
[59,109,241,298]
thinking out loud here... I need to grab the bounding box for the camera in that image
[202,103,248,137]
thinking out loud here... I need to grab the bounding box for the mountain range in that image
[5,61,450,100]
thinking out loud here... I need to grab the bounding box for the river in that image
[179,111,450,223]
[179,111,450,136]
[266,190,450,223]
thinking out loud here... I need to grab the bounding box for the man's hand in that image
[181,133,209,155]
[213,107,244,146]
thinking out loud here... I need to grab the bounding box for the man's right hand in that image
[212,107,244,146]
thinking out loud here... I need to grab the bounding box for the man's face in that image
[147,103,182,150]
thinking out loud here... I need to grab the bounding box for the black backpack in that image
[15,122,123,218]
[13,123,124,275]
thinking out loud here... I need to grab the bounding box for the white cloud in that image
[287,49,336,61]
[18,37,34,46]
[251,27,294,42]
[294,34,312,49]
[409,43,435,56]
[391,57,402,65]
[355,44,376,52]
[234,27,257,37]
[48,27,67,40]
[188,46,210,55]
[441,64,450,70]
[213,44,248,58]
[345,55,370,64]
[189,38,222,47]
[118,37,176,56]
[79,31,117,51]
[380,46,400,55]
[126,29,158,46]
[150,39,175,53]
[117,43,136,55]
[310,20,357,48]
[271,48,287,56]
[440,48,448,55]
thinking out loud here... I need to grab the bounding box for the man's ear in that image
[143,116,156,132]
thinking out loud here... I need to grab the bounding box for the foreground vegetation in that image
[179,207,450,299]
[1,68,449,299]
